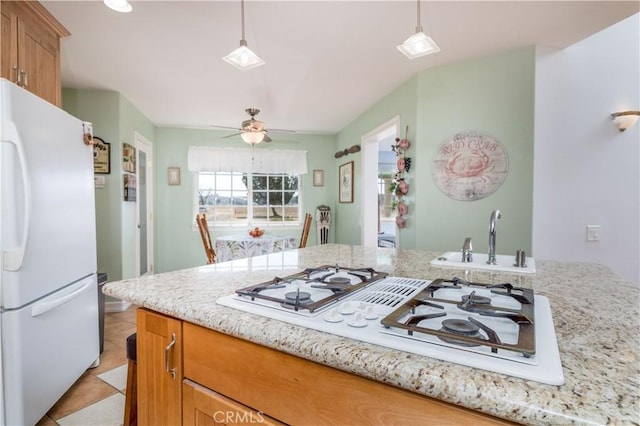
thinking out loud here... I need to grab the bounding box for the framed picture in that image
[313,170,324,187]
[93,137,110,174]
[168,167,181,185]
[124,173,137,202]
[339,161,354,203]
[123,142,136,173]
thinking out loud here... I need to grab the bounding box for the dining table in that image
[215,233,297,262]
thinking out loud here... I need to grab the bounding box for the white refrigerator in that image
[0,79,99,425]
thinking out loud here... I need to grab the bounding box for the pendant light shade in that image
[397,0,440,59]
[223,42,265,71]
[241,131,265,145]
[223,0,264,71]
[397,31,440,59]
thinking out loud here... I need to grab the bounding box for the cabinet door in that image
[137,309,183,426]
[183,380,284,426]
[17,11,60,105]
[1,2,18,82]
[0,1,67,106]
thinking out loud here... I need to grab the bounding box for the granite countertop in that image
[103,244,640,425]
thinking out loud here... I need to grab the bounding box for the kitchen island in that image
[103,244,639,425]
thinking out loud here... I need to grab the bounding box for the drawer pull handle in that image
[164,333,176,380]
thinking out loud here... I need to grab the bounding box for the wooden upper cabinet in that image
[0,1,69,106]
[1,5,16,82]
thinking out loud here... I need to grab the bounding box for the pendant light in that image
[223,0,265,71]
[397,0,440,59]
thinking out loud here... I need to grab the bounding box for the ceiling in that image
[43,1,639,136]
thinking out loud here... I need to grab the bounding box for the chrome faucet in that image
[461,237,473,262]
[487,210,502,265]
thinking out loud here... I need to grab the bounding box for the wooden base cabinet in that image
[138,309,513,425]
[137,309,183,426]
[0,1,69,106]
[183,323,514,426]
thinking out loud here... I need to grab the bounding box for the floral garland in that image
[390,126,411,229]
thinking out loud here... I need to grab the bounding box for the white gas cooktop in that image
[217,275,564,385]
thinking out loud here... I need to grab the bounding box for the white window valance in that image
[187,146,308,175]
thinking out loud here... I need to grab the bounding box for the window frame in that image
[194,171,302,228]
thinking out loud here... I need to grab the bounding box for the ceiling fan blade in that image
[211,124,241,131]
[268,128,296,134]
[222,132,242,139]
[263,134,272,143]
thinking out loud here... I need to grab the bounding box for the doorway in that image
[135,132,154,276]
[361,117,400,248]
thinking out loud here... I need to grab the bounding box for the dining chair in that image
[299,213,312,248]
[196,213,216,264]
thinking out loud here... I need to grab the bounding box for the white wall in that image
[533,14,640,285]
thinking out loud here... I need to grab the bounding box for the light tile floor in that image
[36,305,137,426]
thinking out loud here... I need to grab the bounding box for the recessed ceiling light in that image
[104,0,132,13]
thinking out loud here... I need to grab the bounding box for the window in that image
[198,172,300,226]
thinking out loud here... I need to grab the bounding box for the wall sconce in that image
[610,111,640,132]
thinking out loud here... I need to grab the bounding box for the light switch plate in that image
[586,225,600,241]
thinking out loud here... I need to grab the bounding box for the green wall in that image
[415,47,535,255]
[154,128,337,272]
[119,95,156,279]
[335,75,419,247]
[335,47,535,254]
[62,89,155,282]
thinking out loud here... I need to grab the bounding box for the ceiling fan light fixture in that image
[241,131,265,145]
[103,0,132,13]
[397,30,440,59]
[223,41,265,71]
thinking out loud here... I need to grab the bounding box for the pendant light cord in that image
[239,0,251,48]
[241,0,246,42]
[416,0,423,32]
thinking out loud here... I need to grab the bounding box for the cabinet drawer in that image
[184,323,513,426]
[183,380,284,426]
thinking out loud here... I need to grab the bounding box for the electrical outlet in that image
[586,225,600,242]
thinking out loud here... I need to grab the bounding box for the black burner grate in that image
[234,265,388,312]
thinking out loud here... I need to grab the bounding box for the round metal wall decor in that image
[432,131,509,201]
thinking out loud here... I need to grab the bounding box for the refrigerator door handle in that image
[1,121,32,271]
[31,280,92,317]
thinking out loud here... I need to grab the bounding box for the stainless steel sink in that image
[430,252,536,274]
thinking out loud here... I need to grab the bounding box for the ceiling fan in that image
[212,108,294,144]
